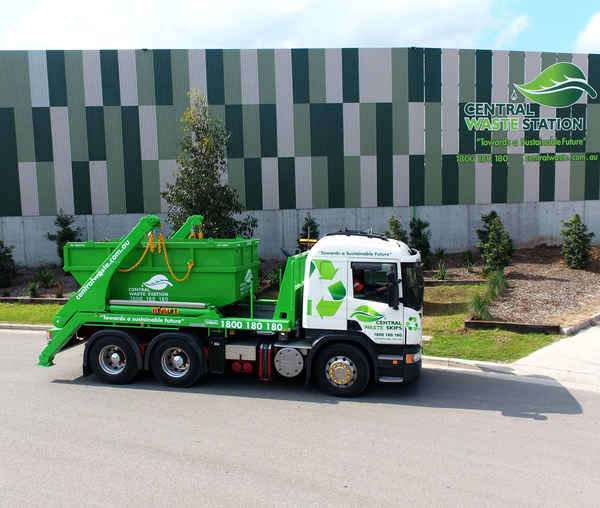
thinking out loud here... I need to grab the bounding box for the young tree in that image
[409,217,432,269]
[0,241,16,287]
[477,210,514,258]
[46,209,81,261]
[162,90,257,238]
[384,216,408,244]
[301,213,320,240]
[561,214,594,269]
[478,217,512,273]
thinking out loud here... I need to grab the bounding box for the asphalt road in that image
[2,330,600,507]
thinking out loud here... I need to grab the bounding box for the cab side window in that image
[351,262,397,304]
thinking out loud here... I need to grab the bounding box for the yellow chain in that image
[157,234,194,282]
[118,232,194,283]
[118,234,155,272]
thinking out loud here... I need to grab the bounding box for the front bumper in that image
[375,347,422,383]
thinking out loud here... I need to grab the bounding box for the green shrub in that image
[46,209,81,261]
[434,260,448,280]
[478,217,513,273]
[477,211,514,259]
[486,270,508,299]
[434,248,446,261]
[463,251,474,272]
[471,293,492,320]
[561,214,594,269]
[410,217,432,269]
[0,241,16,288]
[384,216,408,244]
[265,265,283,288]
[35,266,53,290]
[28,282,38,298]
[301,213,320,240]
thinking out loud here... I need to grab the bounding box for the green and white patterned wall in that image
[1,48,600,218]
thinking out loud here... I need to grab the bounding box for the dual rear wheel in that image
[89,332,205,387]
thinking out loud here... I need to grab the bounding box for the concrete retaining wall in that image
[2,201,599,265]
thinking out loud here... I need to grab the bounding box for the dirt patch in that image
[425,246,600,327]
[424,251,486,282]
[1,264,78,298]
[491,246,600,326]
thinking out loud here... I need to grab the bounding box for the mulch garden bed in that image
[1,265,78,298]
[424,246,600,327]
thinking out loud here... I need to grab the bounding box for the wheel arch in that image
[305,332,377,383]
[83,329,143,376]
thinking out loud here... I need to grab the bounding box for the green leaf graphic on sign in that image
[313,259,338,280]
[350,305,384,323]
[328,281,346,301]
[316,298,343,318]
[514,62,598,108]
[310,261,316,277]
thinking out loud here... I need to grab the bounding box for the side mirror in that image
[387,272,399,310]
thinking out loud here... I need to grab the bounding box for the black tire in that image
[315,343,371,397]
[150,334,204,388]
[89,335,140,385]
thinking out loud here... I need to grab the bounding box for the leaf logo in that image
[514,62,597,108]
[350,305,384,323]
[142,274,173,291]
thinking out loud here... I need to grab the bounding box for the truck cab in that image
[301,231,424,395]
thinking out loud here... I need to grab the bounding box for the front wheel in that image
[315,344,371,397]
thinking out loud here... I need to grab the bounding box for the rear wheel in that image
[89,335,140,384]
[151,334,204,387]
[315,344,371,397]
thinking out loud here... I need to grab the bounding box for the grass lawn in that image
[0,303,60,325]
[422,284,560,362]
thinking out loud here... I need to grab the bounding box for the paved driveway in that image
[1,330,600,507]
[513,325,600,391]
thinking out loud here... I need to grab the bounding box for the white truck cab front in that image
[302,232,423,346]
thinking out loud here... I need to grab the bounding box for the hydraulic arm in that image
[38,215,162,366]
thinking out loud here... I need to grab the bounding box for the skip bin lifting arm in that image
[38,214,162,367]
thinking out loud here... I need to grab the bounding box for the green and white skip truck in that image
[39,215,424,397]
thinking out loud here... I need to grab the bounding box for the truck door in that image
[401,262,424,345]
[346,261,404,344]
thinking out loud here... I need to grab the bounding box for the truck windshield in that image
[402,263,424,311]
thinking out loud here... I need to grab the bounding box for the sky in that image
[0,0,599,53]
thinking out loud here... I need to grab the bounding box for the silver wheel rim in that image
[325,355,358,388]
[161,347,190,378]
[98,345,127,375]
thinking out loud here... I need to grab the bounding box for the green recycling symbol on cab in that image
[406,316,419,331]
[316,279,347,318]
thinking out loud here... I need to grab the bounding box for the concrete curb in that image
[422,355,516,375]
[560,313,600,336]
[0,323,49,331]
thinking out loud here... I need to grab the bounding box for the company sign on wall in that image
[460,63,598,164]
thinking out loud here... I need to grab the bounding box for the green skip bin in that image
[64,215,260,309]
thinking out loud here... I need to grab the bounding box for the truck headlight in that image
[405,351,421,364]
